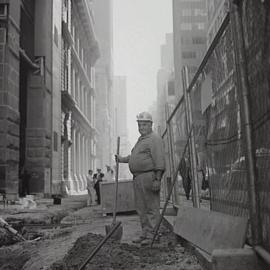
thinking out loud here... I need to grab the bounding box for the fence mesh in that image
[242,0,270,251]
[162,0,270,251]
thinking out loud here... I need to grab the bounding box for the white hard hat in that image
[136,111,153,122]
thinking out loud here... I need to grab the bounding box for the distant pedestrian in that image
[92,173,97,199]
[96,168,102,178]
[110,169,114,180]
[179,157,192,200]
[86,169,95,206]
[116,112,165,246]
[104,165,113,181]
[94,173,104,205]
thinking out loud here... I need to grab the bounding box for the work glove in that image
[115,155,120,163]
[152,179,161,192]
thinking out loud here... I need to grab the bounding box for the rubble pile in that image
[0,242,36,270]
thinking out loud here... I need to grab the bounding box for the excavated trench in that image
[50,231,201,270]
[0,206,202,270]
[0,224,202,270]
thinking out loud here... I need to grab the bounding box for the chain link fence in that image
[162,0,270,252]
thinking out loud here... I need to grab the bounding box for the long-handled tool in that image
[105,136,123,241]
[79,221,122,270]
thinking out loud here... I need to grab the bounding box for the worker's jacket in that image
[128,131,165,175]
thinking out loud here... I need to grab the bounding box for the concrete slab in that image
[100,180,136,214]
[195,247,212,270]
[164,215,175,227]
[174,206,248,254]
[212,248,259,270]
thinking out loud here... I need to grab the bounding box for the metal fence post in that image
[182,66,200,208]
[230,0,262,245]
[165,103,179,205]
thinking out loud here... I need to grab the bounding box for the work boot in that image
[140,235,160,246]
[132,235,146,244]
[140,238,152,246]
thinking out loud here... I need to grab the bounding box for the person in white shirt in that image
[86,169,95,206]
[104,165,113,182]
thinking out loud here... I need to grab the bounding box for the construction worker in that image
[116,111,165,246]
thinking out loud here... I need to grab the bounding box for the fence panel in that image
[161,0,270,252]
[188,17,250,217]
[241,0,270,251]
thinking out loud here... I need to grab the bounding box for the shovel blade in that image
[105,223,123,241]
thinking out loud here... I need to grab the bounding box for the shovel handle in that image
[79,221,122,270]
[113,137,120,223]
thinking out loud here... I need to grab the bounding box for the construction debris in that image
[0,217,26,242]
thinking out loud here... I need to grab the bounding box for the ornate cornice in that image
[74,0,100,64]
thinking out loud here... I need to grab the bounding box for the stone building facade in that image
[0,0,99,199]
[60,0,99,194]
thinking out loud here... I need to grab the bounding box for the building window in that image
[0,4,8,17]
[182,51,196,59]
[0,28,6,44]
[194,9,207,16]
[71,67,75,98]
[182,9,192,16]
[90,67,95,89]
[77,79,81,106]
[195,23,205,30]
[167,81,175,96]
[54,132,58,151]
[180,23,192,31]
[188,66,198,74]
[192,36,206,44]
[181,37,191,45]
[75,73,79,102]
[54,25,58,47]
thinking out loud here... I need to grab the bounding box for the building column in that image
[72,128,79,192]
[81,132,85,191]
[77,130,83,191]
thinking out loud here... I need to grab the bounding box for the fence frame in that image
[161,0,270,264]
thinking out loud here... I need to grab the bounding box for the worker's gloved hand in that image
[115,155,121,163]
[152,179,161,192]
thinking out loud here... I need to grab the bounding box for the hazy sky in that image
[113,0,173,146]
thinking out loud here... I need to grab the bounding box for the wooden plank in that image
[174,206,248,254]
[100,179,136,214]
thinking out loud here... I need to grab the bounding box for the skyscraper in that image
[156,33,174,134]
[207,0,229,47]
[173,0,207,98]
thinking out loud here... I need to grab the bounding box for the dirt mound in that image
[0,242,37,270]
[50,232,201,270]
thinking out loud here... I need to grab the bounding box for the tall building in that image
[172,0,207,98]
[156,33,175,135]
[0,0,100,199]
[113,76,131,179]
[61,0,100,194]
[92,0,114,172]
